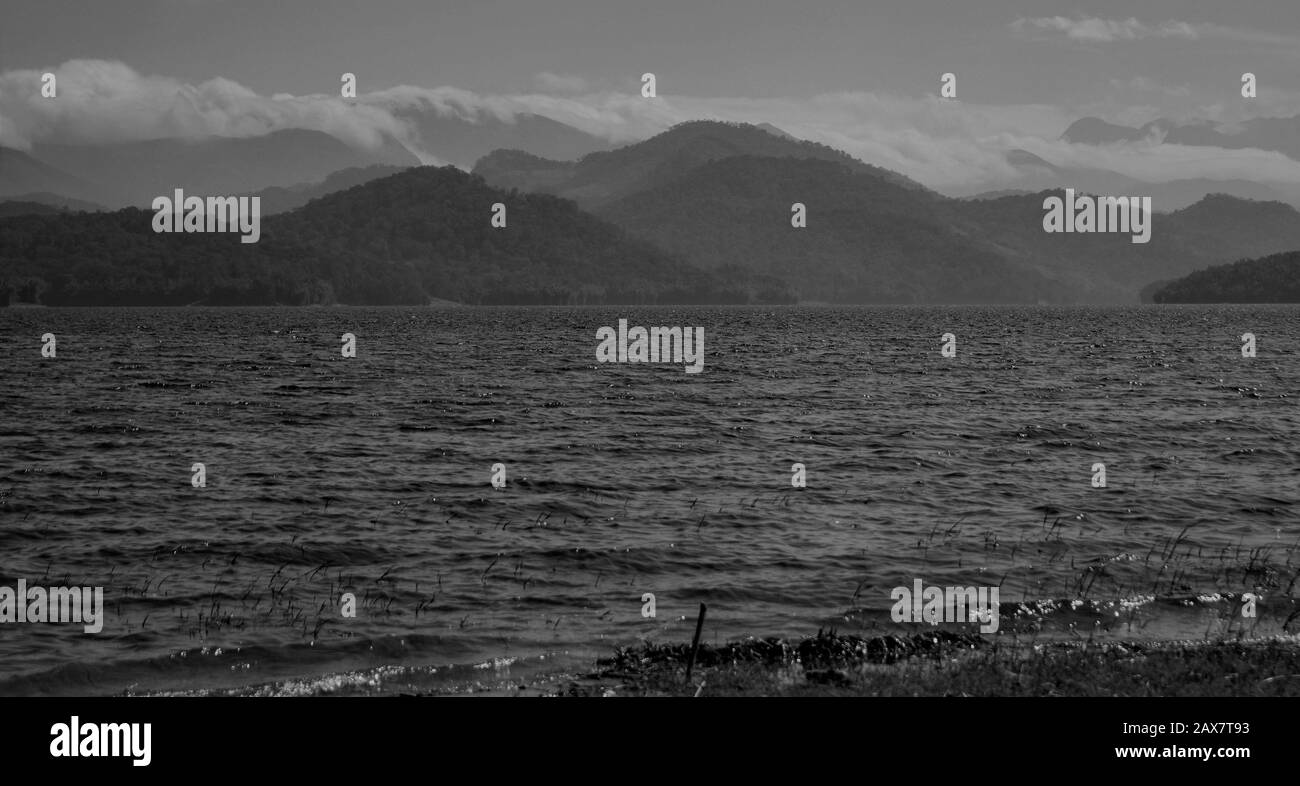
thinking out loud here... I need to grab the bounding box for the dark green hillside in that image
[0,166,789,306]
[597,155,1064,303]
[1153,250,1300,303]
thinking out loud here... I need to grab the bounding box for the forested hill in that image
[597,155,1067,303]
[943,192,1300,303]
[1152,250,1300,303]
[479,123,1300,304]
[0,166,792,306]
[473,120,933,210]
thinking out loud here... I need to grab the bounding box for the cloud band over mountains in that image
[6,58,1300,195]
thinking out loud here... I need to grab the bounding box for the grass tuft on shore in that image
[558,629,1300,697]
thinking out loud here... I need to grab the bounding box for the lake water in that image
[1,305,1297,695]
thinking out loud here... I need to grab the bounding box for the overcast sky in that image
[3,0,1300,191]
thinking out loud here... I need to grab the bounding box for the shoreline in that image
[442,630,1300,697]
[11,628,1294,697]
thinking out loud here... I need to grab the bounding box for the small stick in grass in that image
[685,603,708,682]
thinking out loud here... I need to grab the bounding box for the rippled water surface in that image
[2,305,1298,695]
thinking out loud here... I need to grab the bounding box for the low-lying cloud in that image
[0,60,410,151]
[1012,16,1199,43]
[5,59,1300,197]
[1011,16,1300,49]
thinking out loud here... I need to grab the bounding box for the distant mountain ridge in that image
[1,110,618,210]
[479,121,1300,303]
[1063,114,1300,162]
[955,148,1290,210]
[21,129,420,208]
[247,165,411,215]
[473,120,932,210]
[393,106,615,168]
[7,120,1300,306]
[0,201,64,218]
[943,190,1300,302]
[0,147,96,202]
[0,192,105,214]
[596,154,1064,303]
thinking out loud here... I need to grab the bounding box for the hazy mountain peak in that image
[1173,191,1296,215]
[12,129,420,208]
[474,119,931,209]
[1061,117,1148,144]
[393,107,614,168]
[1063,113,1300,169]
[1005,149,1058,170]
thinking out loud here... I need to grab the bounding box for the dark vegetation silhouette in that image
[1154,250,1300,303]
[0,166,790,306]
